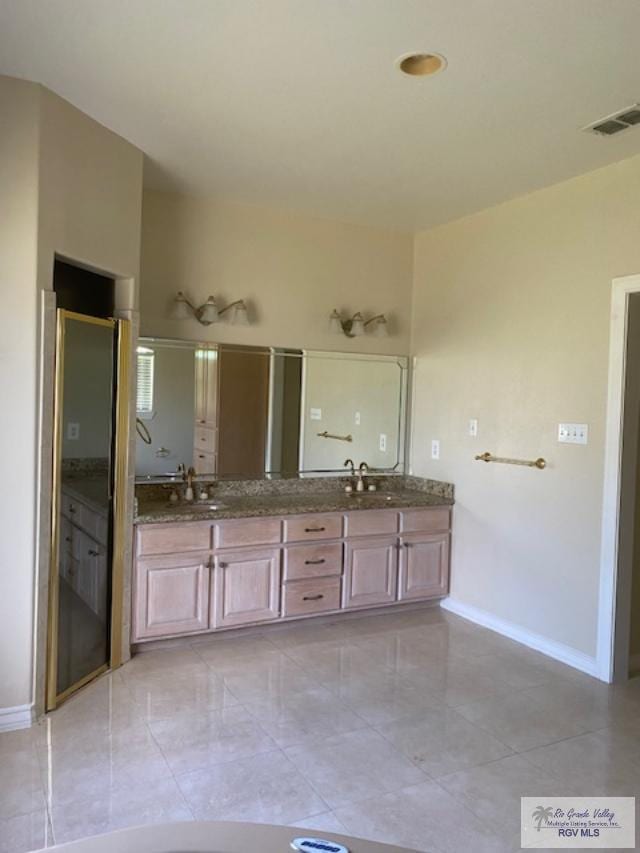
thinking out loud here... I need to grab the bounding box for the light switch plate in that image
[469,418,478,437]
[355,411,361,425]
[379,433,387,452]
[431,439,440,460]
[67,422,80,440]
[558,423,588,445]
[310,408,322,421]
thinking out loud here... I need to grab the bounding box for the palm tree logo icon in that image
[532,806,554,831]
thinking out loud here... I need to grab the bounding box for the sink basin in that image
[350,492,396,503]
[167,502,226,512]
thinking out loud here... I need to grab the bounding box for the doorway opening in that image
[46,265,131,710]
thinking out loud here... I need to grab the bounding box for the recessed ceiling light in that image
[397,52,447,77]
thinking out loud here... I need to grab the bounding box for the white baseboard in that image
[0,703,34,732]
[441,597,599,679]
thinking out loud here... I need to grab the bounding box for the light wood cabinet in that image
[343,536,398,609]
[398,532,450,601]
[194,348,218,427]
[212,548,281,628]
[133,505,451,642]
[61,487,109,620]
[134,553,210,640]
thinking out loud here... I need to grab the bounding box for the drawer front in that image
[345,510,398,538]
[215,517,282,549]
[282,576,341,617]
[194,450,216,474]
[283,542,343,581]
[283,514,342,543]
[194,426,216,453]
[137,522,212,556]
[400,508,451,534]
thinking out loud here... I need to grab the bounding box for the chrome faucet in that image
[356,461,369,492]
[344,458,355,477]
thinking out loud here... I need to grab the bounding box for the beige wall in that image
[0,75,144,718]
[0,77,41,712]
[37,88,143,292]
[411,152,640,660]
[140,191,413,355]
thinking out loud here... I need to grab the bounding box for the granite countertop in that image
[62,475,110,515]
[136,488,453,525]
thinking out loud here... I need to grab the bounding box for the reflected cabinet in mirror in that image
[135,339,408,479]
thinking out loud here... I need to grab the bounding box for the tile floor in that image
[2,606,640,853]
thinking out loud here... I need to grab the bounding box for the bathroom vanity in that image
[132,340,453,644]
[133,482,453,642]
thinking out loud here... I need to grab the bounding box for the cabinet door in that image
[134,553,210,640]
[195,348,218,427]
[212,548,280,628]
[343,537,398,609]
[398,533,450,601]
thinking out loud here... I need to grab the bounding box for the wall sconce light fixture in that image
[171,292,250,326]
[329,309,389,338]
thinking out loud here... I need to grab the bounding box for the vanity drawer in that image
[345,510,398,538]
[283,514,342,543]
[194,426,216,453]
[215,517,282,549]
[283,542,343,581]
[400,508,451,534]
[282,576,341,617]
[137,522,212,556]
[194,450,216,475]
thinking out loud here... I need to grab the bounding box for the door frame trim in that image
[598,273,640,682]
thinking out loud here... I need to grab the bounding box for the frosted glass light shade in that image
[232,300,250,325]
[199,296,219,324]
[372,315,389,337]
[329,310,343,335]
[171,291,191,320]
[350,312,365,336]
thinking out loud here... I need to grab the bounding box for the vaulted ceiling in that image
[2,0,640,228]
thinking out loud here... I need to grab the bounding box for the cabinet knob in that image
[403,542,411,548]
[88,548,100,556]
[219,561,228,568]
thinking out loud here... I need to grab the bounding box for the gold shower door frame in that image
[46,309,131,711]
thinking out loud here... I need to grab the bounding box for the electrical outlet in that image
[67,422,80,440]
[469,418,478,437]
[355,411,361,425]
[379,433,387,452]
[558,423,588,445]
[310,408,322,421]
[431,439,440,460]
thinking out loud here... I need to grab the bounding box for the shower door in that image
[47,310,130,710]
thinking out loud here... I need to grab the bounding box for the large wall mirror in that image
[135,338,408,479]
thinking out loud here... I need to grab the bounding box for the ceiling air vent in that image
[585,104,640,136]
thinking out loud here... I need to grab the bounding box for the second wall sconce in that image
[329,309,389,338]
[170,292,250,326]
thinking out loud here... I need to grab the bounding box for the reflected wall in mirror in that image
[135,338,407,479]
